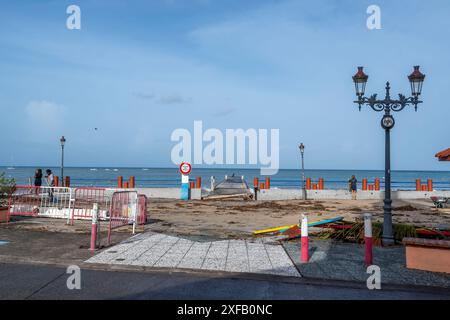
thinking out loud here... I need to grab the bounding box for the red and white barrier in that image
[364,213,373,266]
[301,213,309,263]
[107,191,138,245]
[7,186,72,223]
[71,187,111,225]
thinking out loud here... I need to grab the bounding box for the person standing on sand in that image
[348,175,357,200]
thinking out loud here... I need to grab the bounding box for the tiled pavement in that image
[86,232,300,277]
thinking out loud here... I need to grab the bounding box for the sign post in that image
[179,162,192,200]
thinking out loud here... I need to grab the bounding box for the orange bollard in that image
[318,178,324,190]
[189,181,195,189]
[427,179,433,191]
[265,177,270,189]
[123,182,129,189]
[306,178,312,190]
[196,176,202,189]
[65,176,70,187]
[362,178,368,191]
[253,177,259,189]
[260,182,265,190]
[118,176,123,188]
[421,185,427,191]
[368,184,374,191]
[130,176,135,188]
[375,179,380,191]
[415,179,421,191]
[312,183,318,190]
[54,176,59,187]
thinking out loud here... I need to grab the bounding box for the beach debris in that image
[204,174,253,200]
[253,217,344,235]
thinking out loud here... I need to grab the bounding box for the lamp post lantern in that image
[299,143,306,200]
[352,66,425,246]
[60,136,66,187]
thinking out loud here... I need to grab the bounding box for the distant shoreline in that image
[0,166,448,173]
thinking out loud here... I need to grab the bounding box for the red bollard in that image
[54,176,59,187]
[318,178,324,190]
[196,176,202,189]
[90,203,99,253]
[265,177,270,189]
[427,179,433,192]
[374,179,380,191]
[415,179,421,191]
[368,184,374,191]
[364,213,373,266]
[312,183,318,190]
[301,213,309,263]
[130,176,135,188]
[65,176,70,187]
[421,185,427,191]
[118,176,123,188]
[259,182,265,190]
[362,178,368,191]
[189,181,195,189]
[253,177,259,189]
[123,182,129,189]
[306,178,312,190]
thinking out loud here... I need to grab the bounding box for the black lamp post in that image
[352,66,425,246]
[299,143,306,200]
[60,136,66,187]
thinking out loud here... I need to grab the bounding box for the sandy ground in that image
[1,198,449,241]
[145,198,450,239]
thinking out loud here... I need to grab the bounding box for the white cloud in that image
[25,100,67,130]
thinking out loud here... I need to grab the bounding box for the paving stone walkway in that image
[86,232,300,277]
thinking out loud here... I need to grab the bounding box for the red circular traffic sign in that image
[179,162,192,175]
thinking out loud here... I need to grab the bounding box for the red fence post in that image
[265,177,270,189]
[301,213,309,263]
[306,178,312,190]
[415,179,421,191]
[253,177,259,189]
[364,213,373,266]
[318,178,324,190]
[90,203,99,253]
[362,178,368,191]
[374,179,380,191]
[427,179,433,192]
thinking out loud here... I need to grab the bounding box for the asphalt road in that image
[1,263,449,300]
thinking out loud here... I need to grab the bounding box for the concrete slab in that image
[86,232,301,278]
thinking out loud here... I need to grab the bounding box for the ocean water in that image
[1,167,449,190]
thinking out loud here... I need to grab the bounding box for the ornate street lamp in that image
[60,136,66,187]
[299,143,306,200]
[352,66,425,246]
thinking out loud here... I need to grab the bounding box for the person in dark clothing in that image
[348,175,358,200]
[34,169,43,187]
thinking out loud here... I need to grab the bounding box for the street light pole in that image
[352,66,425,246]
[299,143,306,200]
[60,136,66,187]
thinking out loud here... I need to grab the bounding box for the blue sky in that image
[0,0,449,170]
